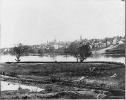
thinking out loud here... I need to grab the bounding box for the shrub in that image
[45,85,53,92]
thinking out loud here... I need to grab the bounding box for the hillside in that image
[94,45,118,54]
[105,44,125,55]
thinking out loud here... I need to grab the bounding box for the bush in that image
[45,85,53,92]
[8,72,17,77]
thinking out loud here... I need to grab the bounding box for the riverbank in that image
[0,62,125,99]
[95,44,125,56]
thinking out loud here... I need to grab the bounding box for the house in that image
[107,41,111,46]
[112,38,118,45]
[3,48,10,52]
[89,45,93,49]
[94,42,106,48]
[58,44,64,48]
[32,45,41,49]
[94,43,99,48]
[98,43,102,48]
[53,44,59,49]
[101,43,106,48]
[118,39,125,44]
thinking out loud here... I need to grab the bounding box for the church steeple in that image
[80,35,82,41]
[54,39,56,43]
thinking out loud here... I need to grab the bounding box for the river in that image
[0,54,125,64]
[1,81,44,92]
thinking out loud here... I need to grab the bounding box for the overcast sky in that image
[1,0,125,48]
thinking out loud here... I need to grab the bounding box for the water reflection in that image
[86,54,125,63]
[1,81,44,92]
[0,54,125,64]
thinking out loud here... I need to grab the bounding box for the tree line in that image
[5,42,92,62]
[65,42,92,62]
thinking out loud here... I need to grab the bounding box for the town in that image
[0,36,125,56]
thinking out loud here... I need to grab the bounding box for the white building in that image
[112,38,117,44]
[118,39,124,44]
[53,44,59,49]
[89,45,92,49]
[107,41,111,46]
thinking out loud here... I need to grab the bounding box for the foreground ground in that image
[0,62,125,99]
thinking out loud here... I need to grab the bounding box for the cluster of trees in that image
[9,45,43,56]
[65,42,92,62]
[3,45,65,56]
[12,44,29,62]
[9,41,92,62]
[9,43,64,62]
[4,43,44,62]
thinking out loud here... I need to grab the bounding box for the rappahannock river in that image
[0,54,125,64]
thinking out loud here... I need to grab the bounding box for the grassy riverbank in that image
[0,62,125,99]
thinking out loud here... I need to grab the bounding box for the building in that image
[89,45,93,49]
[53,44,59,49]
[32,45,41,49]
[112,38,118,45]
[107,41,111,46]
[118,39,125,44]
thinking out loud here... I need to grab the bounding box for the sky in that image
[1,0,125,48]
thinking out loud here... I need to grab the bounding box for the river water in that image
[1,81,44,92]
[0,54,125,64]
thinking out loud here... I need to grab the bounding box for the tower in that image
[54,39,56,43]
[80,35,82,41]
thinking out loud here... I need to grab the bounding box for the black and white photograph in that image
[0,0,125,99]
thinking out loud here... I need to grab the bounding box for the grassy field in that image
[0,62,125,99]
